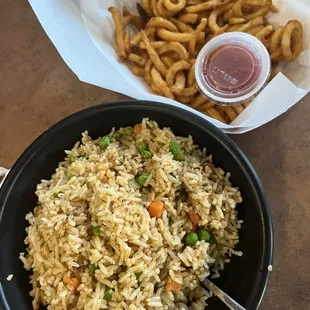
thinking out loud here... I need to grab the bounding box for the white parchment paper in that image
[28,0,310,133]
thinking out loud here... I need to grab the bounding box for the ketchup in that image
[202,45,261,99]
[195,32,270,105]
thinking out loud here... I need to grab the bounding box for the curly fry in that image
[172,83,198,96]
[218,106,238,122]
[178,13,199,24]
[189,18,208,58]
[281,20,303,62]
[151,67,174,99]
[173,71,186,91]
[270,47,283,62]
[191,94,208,109]
[147,17,179,32]
[158,42,189,60]
[131,66,145,77]
[232,0,246,18]
[229,17,247,25]
[124,31,130,55]
[141,30,167,77]
[255,25,274,41]
[170,64,198,96]
[208,4,233,34]
[157,0,175,18]
[270,3,278,13]
[157,28,204,43]
[269,26,284,53]
[170,18,195,33]
[145,65,164,95]
[244,0,272,20]
[130,27,155,46]
[246,25,264,35]
[161,55,176,67]
[205,107,227,124]
[186,0,231,14]
[139,41,167,50]
[128,53,147,67]
[236,17,264,32]
[166,60,191,87]
[108,7,127,60]
[163,0,186,13]
[177,95,191,104]
[187,64,196,87]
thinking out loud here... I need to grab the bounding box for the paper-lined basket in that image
[29,0,310,133]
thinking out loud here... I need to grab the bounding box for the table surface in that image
[1,1,309,309]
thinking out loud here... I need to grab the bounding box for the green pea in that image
[103,287,113,302]
[99,136,111,149]
[135,272,142,282]
[113,132,122,141]
[140,150,153,159]
[184,232,199,246]
[92,226,101,237]
[174,151,185,161]
[169,141,181,153]
[197,229,216,244]
[88,263,97,273]
[197,229,212,242]
[136,174,149,186]
[137,142,149,153]
[169,142,185,161]
[124,126,134,136]
[69,156,78,163]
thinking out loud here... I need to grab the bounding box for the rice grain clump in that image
[20,119,243,310]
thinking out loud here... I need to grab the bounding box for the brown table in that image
[1,1,309,309]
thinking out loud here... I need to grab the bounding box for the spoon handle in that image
[203,278,247,310]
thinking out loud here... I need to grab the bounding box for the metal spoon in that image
[203,278,247,310]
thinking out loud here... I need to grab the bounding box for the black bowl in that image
[0,101,273,310]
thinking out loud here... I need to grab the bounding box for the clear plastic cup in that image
[195,32,271,106]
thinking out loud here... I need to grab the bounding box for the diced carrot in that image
[63,276,80,289]
[134,123,142,135]
[188,210,200,226]
[166,276,182,292]
[71,278,80,289]
[149,199,164,218]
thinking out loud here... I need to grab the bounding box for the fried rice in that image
[19,118,243,310]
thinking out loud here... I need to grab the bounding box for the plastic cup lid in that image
[195,32,271,105]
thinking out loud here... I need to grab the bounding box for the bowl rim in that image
[0,100,274,309]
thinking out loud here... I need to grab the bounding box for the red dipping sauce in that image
[195,33,271,106]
